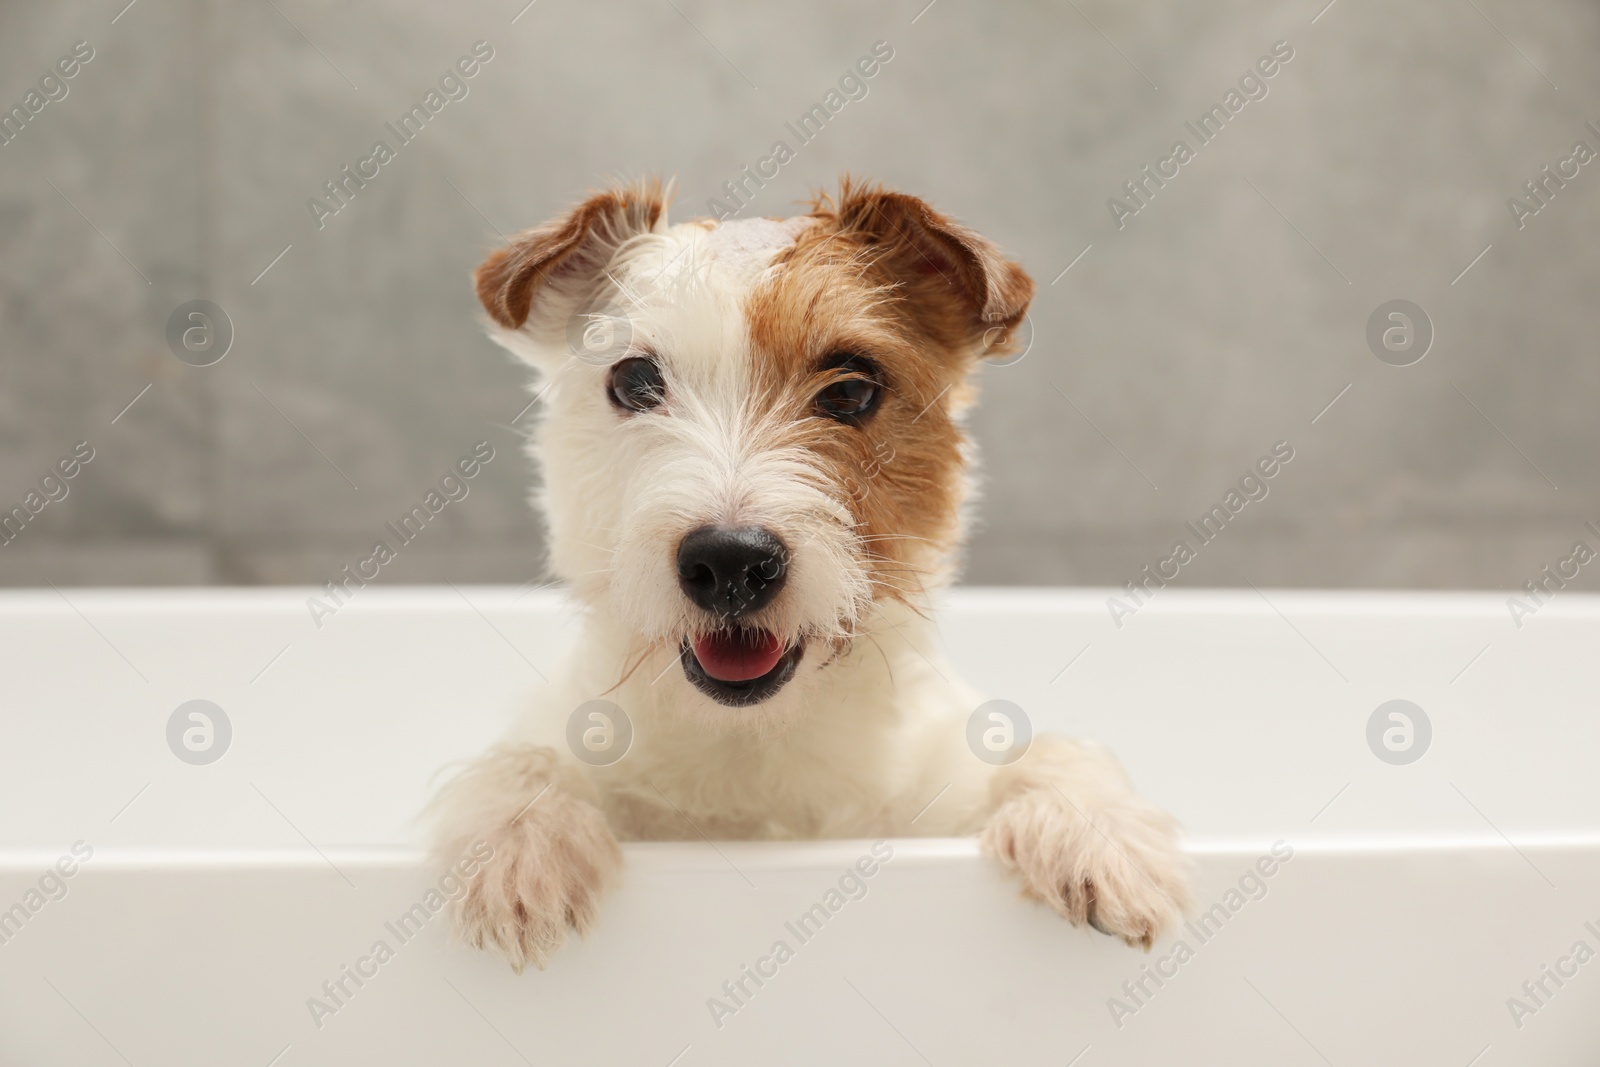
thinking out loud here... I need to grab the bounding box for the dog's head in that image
[476,177,1032,724]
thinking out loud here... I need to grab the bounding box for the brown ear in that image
[824,178,1033,355]
[474,178,668,330]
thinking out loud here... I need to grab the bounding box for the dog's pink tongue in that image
[692,629,784,682]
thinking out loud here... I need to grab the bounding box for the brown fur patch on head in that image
[744,179,1035,612]
[823,177,1034,357]
[474,177,669,330]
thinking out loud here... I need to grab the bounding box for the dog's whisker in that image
[608,639,669,692]
[855,533,936,544]
[567,567,616,580]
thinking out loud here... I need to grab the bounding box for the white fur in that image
[436,208,1192,971]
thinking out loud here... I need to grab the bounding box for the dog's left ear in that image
[474,178,668,333]
[829,180,1034,359]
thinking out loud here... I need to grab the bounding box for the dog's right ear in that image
[474,179,668,332]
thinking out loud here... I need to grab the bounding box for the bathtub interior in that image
[3,586,1597,851]
[1,587,1597,1066]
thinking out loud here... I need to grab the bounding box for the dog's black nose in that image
[676,525,788,619]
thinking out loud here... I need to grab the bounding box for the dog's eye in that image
[608,356,666,413]
[815,357,881,424]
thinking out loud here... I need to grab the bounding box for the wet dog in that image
[433,178,1191,970]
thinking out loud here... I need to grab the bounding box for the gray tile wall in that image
[2,0,1596,592]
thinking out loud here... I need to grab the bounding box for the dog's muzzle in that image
[675,525,799,705]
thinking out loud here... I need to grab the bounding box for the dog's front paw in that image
[452,793,622,972]
[982,789,1191,949]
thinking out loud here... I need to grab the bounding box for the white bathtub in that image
[0,586,1596,1065]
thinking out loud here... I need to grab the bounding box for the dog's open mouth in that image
[680,628,802,706]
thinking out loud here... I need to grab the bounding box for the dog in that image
[432,177,1192,971]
